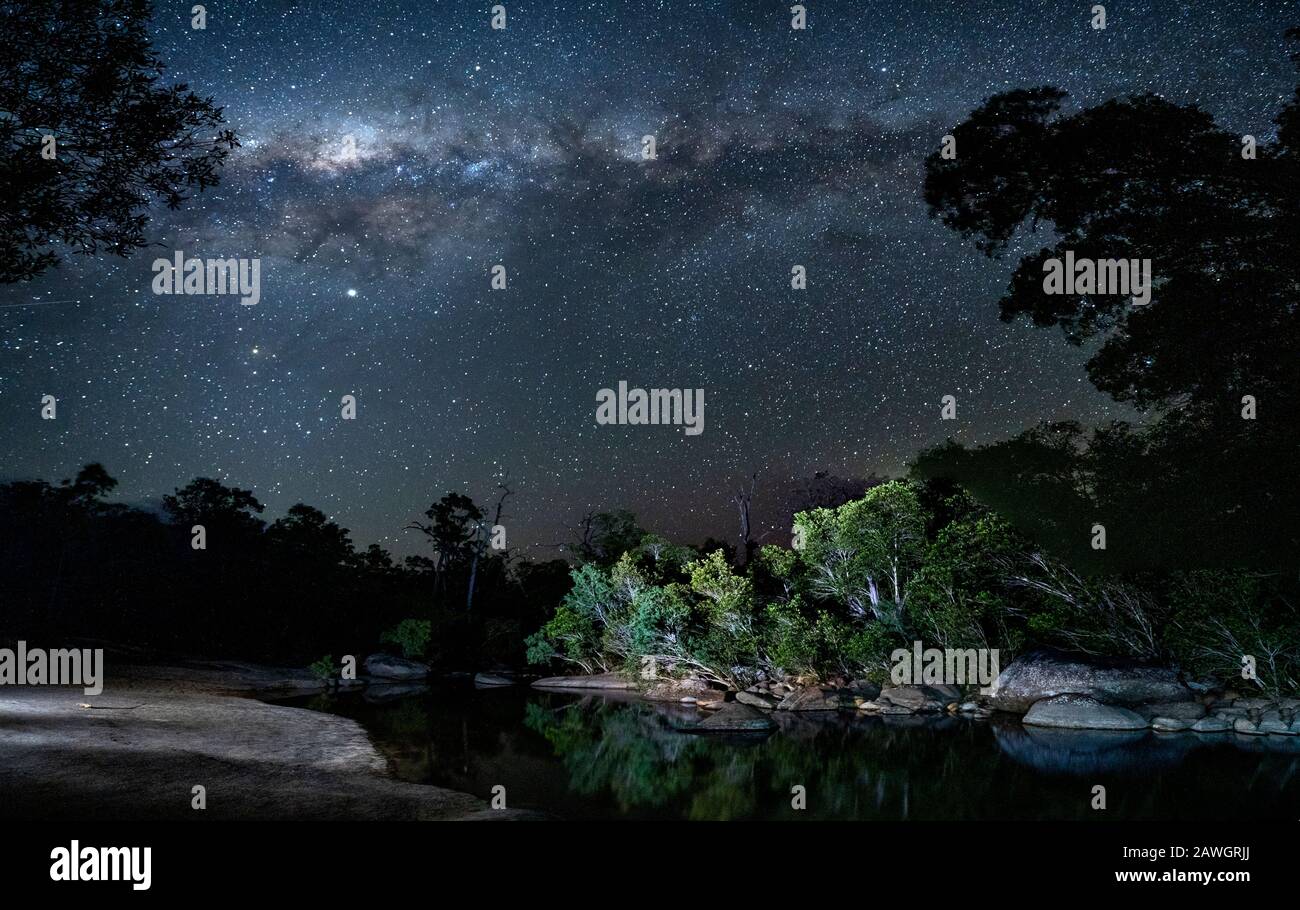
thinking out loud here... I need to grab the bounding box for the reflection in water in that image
[286,685,1300,821]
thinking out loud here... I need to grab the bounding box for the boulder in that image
[986,648,1192,713]
[928,683,963,701]
[735,690,780,710]
[642,678,724,703]
[1233,718,1263,735]
[1258,719,1294,736]
[1022,694,1149,731]
[877,685,952,713]
[1191,717,1232,733]
[1151,717,1191,732]
[776,686,856,711]
[473,672,515,687]
[531,673,636,690]
[1138,701,1205,721]
[363,682,428,703]
[948,700,991,717]
[846,679,882,700]
[681,703,776,733]
[363,654,429,680]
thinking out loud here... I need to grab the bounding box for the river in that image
[284,683,1300,820]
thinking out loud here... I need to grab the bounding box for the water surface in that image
[286,684,1300,820]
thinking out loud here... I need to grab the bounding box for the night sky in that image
[1,0,1295,558]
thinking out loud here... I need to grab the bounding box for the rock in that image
[877,685,950,713]
[681,703,776,734]
[0,668,525,821]
[928,683,963,701]
[1258,719,1294,735]
[735,690,779,710]
[531,673,636,690]
[1291,719,1300,734]
[1233,718,1263,735]
[986,648,1192,713]
[1022,694,1149,731]
[1151,717,1191,732]
[642,678,724,702]
[776,686,856,711]
[1139,701,1205,721]
[363,654,429,680]
[1232,697,1272,711]
[1191,717,1232,733]
[846,679,882,700]
[473,672,515,687]
[363,682,428,703]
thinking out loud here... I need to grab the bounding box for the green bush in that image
[380,618,432,659]
[308,654,335,680]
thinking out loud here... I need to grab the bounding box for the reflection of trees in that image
[298,693,1300,819]
[521,700,1025,820]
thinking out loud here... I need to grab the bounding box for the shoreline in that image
[0,661,531,821]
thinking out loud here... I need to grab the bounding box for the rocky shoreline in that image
[529,649,1300,737]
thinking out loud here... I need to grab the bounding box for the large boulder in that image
[363,654,429,680]
[986,649,1192,713]
[1137,701,1205,721]
[473,672,516,688]
[642,678,726,704]
[681,703,776,733]
[736,690,780,710]
[846,679,882,700]
[363,682,428,703]
[1022,694,1149,730]
[776,686,857,711]
[531,673,637,690]
[873,685,954,714]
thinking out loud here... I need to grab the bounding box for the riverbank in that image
[0,660,531,820]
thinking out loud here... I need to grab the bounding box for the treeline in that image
[525,478,1300,696]
[0,465,571,668]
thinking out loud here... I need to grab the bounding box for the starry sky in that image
[1,0,1295,558]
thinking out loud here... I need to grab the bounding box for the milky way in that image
[1,0,1294,557]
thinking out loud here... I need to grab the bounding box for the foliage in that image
[0,0,237,282]
[380,618,432,660]
[526,476,1299,696]
[921,32,1300,569]
[308,655,335,681]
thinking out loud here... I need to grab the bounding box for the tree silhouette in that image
[0,0,237,282]
[921,28,1300,569]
